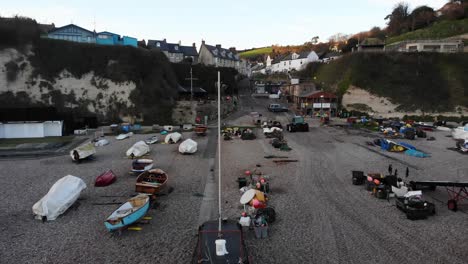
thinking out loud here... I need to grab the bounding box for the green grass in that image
[0,136,75,148]
[239,47,273,58]
[386,18,468,44]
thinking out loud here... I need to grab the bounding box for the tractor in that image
[286,116,309,132]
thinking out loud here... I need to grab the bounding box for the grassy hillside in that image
[239,47,272,58]
[299,52,468,112]
[386,18,468,44]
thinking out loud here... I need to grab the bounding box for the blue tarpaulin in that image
[405,149,430,158]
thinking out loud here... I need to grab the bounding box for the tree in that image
[385,2,411,36]
[311,36,319,44]
[342,38,359,53]
[368,26,387,40]
[410,6,436,30]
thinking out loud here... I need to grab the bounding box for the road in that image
[218,80,468,263]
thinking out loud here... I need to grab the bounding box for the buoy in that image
[128,227,142,231]
[143,216,152,220]
[245,170,251,176]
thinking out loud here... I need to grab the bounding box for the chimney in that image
[202,40,205,45]
[163,38,166,42]
[192,42,196,48]
[178,40,181,45]
[216,44,221,49]
[229,47,236,53]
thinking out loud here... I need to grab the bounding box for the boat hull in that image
[104,197,150,232]
[95,170,117,187]
[135,169,168,195]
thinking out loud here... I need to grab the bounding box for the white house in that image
[268,51,319,73]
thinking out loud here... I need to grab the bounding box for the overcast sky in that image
[1,0,447,50]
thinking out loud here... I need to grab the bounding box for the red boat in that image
[95,170,117,187]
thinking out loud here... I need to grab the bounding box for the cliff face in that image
[0,39,179,124]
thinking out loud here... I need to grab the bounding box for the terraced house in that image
[147,39,199,64]
[198,41,250,76]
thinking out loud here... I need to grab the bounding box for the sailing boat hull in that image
[104,195,150,232]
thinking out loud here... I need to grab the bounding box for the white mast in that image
[217,71,222,233]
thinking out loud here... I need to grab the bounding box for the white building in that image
[0,121,63,138]
[268,51,319,73]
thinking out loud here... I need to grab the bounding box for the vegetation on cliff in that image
[298,52,468,112]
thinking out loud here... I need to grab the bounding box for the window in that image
[289,61,291,65]
[156,42,160,47]
[284,62,286,66]
[174,45,178,50]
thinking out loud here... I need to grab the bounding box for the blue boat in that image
[104,194,150,232]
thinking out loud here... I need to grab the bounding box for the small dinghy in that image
[178,139,198,154]
[164,132,182,144]
[33,175,86,221]
[126,141,150,158]
[116,132,133,140]
[145,136,159,145]
[132,159,154,173]
[70,142,96,162]
[95,170,117,187]
[135,169,168,196]
[104,194,150,232]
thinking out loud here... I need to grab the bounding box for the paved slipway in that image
[220,92,468,264]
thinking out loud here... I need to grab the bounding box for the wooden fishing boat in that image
[131,159,154,173]
[95,170,117,187]
[135,169,168,196]
[194,125,207,136]
[104,194,150,232]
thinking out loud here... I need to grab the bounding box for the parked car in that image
[268,103,288,112]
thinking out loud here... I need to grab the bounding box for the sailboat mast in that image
[217,71,222,233]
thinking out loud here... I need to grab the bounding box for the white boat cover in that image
[178,139,198,154]
[404,190,422,198]
[70,142,96,160]
[391,186,409,198]
[116,132,133,140]
[436,126,451,132]
[452,126,468,140]
[165,132,182,144]
[94,139,109,147]
[263,127,283,134]
[32,175,86,221]
[126,141,150,157]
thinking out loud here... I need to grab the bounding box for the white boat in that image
[126,141,150,158]
[132,159,154,172]
[32,175,87,221]
[70,142,96,161]
[452,126,468,140]
[164,132,182,144]
[145,136,159,145]
[178,139,198,154]
[94,139,109,147]
[116,132,134,140]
